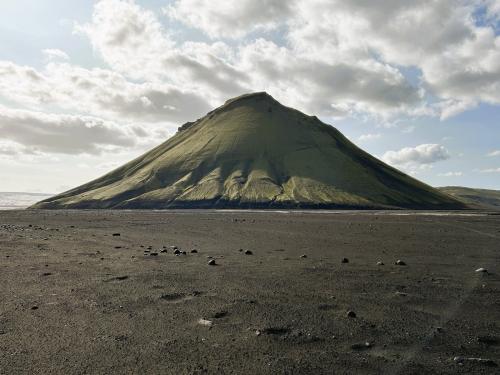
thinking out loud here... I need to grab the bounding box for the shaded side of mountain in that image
[438,186,500,210]
[31,92,465,210]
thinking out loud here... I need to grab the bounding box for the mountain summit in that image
[32,92,464,209]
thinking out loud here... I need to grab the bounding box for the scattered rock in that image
[41,272,52,277]
[31,306,38,310]
[150,252,158,256]
[395,291,407,297]
[244,250,253,255]
[114,246,122,249]
[238,248,243,252]
[174,249,181,255]
[112,233,120,237]
[160,249,168,253]
[181,251,187,255]
[300,254,307,258]
[208,259,216,266]
[341,257,349,264]
[347,310,357,318]
[475,267,488,273]
[191,249,198,253]
[377,261,385,266]
[170,246,178,250]
[395,260,406,266]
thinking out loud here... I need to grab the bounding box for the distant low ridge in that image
[438,186,500,210]
[32,92,465,210]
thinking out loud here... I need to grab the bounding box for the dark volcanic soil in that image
[0,210,499,374]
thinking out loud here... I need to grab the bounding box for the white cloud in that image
[382,144,450,169]
[166,0,293,39]
[42,49,69,61]
[358,133,381,142]
[0,105,141,155]
[438,171,463,177]
[479,167,500,173]
[0,61,211,123]
[488,150,500,156]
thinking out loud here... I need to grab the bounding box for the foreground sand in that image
[0,210,499,374]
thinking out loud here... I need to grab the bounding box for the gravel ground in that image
[0,210,499,374]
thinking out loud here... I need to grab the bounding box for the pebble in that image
[198,318,213,327]
[112,233,120,237]
[300,254,307,258]
[341,257,349,263]
[191,249,198,253]
[160,249,168,253]
[174,249,181,255]
[377,261,384,266]
[244,250,253,255]
[208,259,216,266]
[395,260,406,266]
[395,291,407,297]
[475,267,488,273]
[347,310,357,318]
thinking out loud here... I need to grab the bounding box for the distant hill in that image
[438,186,500,210]
[32,92,464,210]
[0,192,53,210]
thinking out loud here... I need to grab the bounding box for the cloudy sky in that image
[1,0,500,193]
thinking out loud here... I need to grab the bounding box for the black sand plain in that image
[0,209,499,374]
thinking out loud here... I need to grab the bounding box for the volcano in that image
[32,92,464,209]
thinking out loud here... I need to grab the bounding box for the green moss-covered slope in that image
[32,92,465,209]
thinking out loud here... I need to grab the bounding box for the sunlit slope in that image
[32,92,464,209]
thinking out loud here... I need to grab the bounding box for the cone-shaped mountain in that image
[32,92,464,209]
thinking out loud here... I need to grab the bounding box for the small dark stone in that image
[341,257,349,263]
[41,272,52,277]
[160,249,168,253]
[351,342,372,350]
[112,233,120,237]
[150,252,158,256]
[114,246,122,249]
[182,251,187,255]
[347,310,357,318]
[300,254,307,258]
[31,306,38,310]
[212,311,228,318]
[191,249,198,253]
[174,249,181,255]
[395,260,406,266]
[377,261,385,265]
[244,250,253,255]
[208,259,216,266]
